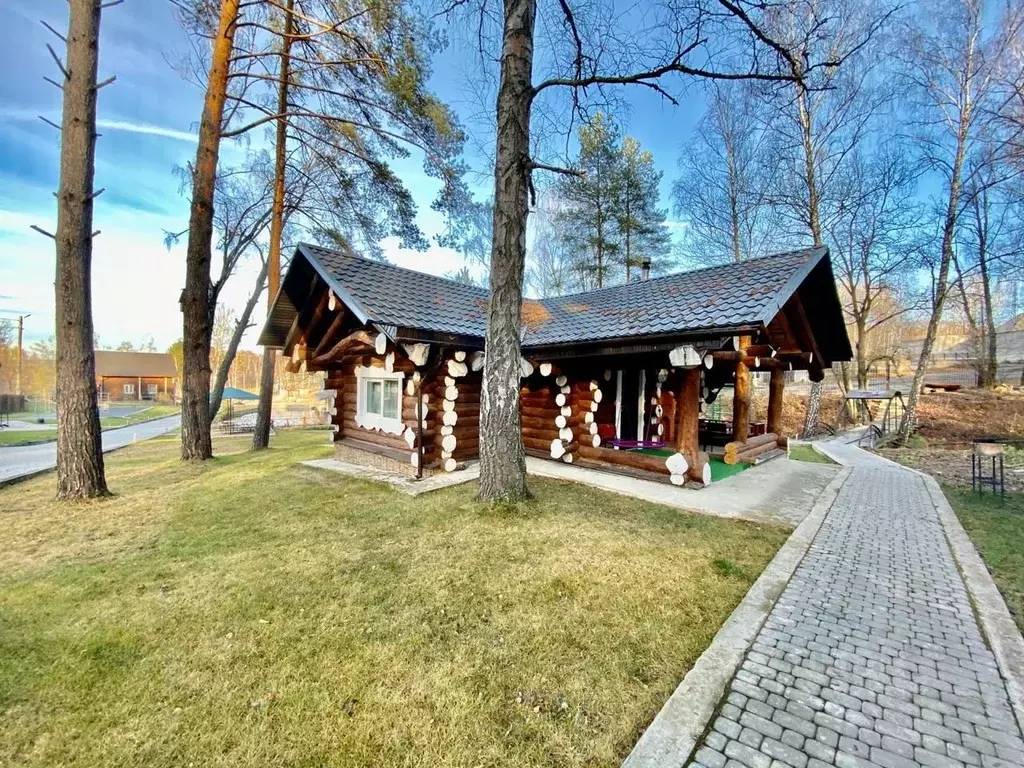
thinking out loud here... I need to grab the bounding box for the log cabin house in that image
[94,351,179,403]
[259,243,851,486]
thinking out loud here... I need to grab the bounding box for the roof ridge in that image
[537,245,823,304]
[299,242,490,296]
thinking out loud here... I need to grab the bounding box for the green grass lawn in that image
[788,444,837,465]
[634,448,748,482]
[0,429,58,446]
[0,432,788,767]
[943,486,1024,633]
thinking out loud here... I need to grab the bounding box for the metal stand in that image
[972,441,1005,500]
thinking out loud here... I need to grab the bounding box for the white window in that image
[355,366,404,434]
[123,383,135,395]
[147,384,159,395]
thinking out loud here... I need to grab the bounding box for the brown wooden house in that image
[259,243,851,486]
[94,351,178,402]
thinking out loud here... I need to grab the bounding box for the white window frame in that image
[123,383,135,395]
[147,383,159,395]
[354,366,405,435]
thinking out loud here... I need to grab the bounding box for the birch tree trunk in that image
[252,0,294,451]
[209,257,268,422]
[54,0,107,499]
[795,82,828,438]
[181,0,240,460]
[477,0,536,503]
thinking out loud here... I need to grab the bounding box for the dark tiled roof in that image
[269,243,830,351]
[526,247,822,346]
[301,243,490,339]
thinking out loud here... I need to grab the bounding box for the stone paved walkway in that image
[686,447,1024,768]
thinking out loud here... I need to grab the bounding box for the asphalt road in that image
[0,414,181,485]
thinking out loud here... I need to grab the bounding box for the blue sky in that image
[0,0,703,352]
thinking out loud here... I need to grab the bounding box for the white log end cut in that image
[701,462,712,486]
[441,434,457,453]
[447,359,468,378]
[589,422,598,435]
[445,385,459,401]
[555,375,568,387]
[560,385,571,395]
[539,362,554,377]
[665,452,690,476]
[444,458,458,473]
[550,439,566,459]
[410,452,419,468]
[385,351,395,373]
[669,473,686,486]
[402,343,430,367]
[589,401,599,413]
[328,291,337,311]
[555,414,567,429]
[562,452,574,464]
[655,404,664,417]
[593,388,603,403]
[442,399,456,413]
[591,434,601,448]
[374,333,387,355]
[657,423,665,436]
[454,350,467,362]
[405,379,415,397]
[442,411,458,426]
[561,405,573,417]
[584,412,594,424]
[404,428,416,448]
[555,393,567,407]
[558,427,573,442]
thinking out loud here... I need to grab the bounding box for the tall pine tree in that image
[555,113,623,289]
[617,136,670,282]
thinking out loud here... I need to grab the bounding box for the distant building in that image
[94,351,178,402]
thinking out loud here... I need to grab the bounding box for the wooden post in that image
[676,366,701,479]
[733,335,752,443]
[138,376,142,401]
[767,367,785,435]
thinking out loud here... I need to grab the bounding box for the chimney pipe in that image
[641,257,651,281]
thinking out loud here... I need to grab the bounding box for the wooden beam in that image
[767,367,785,435]
[312,310,346,358]
[733,335,752,443]
[310,329,375,366]
[282,274,322,355]
[676,366,702,482]
[783,294,824,380]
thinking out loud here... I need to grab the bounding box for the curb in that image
[921,475,1024,737]
[622,466,851,768]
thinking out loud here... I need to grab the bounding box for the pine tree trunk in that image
[252,0,294,451]
[54,0,107,499]
[477,0,535,503]
[252,347,275,449]
[181,0,240,461]
[209,258,268,423]
[979,241,998,387]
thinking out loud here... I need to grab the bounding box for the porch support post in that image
[676,366,701,480]
[138,376,142,401]
[767,367,785,435]
[733,335,752,443]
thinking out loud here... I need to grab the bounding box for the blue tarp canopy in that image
[219,387,260,401]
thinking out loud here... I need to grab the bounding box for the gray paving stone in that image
[682,460,1024,768]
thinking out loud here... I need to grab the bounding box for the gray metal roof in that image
[261,243,840,356]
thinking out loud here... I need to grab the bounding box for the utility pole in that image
[16,314,29,396]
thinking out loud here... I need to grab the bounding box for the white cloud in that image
[96,119,197,143]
